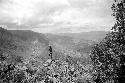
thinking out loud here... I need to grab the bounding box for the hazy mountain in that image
[0,27,50,64]
[0,27,105,82]
[45,31,108,58]
[10,30,49,45]
[0,26,108,63]
[56,31,109,42]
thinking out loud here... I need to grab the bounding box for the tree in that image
[112,0,125,33]
[111,0,125,82]
[90,0,125,83]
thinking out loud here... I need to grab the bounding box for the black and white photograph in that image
[0,0,125,83]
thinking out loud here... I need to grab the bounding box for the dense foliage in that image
[0,26,94,83]
[0,52,94,83]
[90,0,125,83]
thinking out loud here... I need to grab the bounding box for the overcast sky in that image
[0,0,115,33]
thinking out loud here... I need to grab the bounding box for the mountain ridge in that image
[0,27,51,64]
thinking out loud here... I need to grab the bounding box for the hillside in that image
[56,31,109,42]
[45,32,101,56]
[0,27,94,83]
[10,30,49,45]
[0,27,108,83]
[0,28,107,62]
[0,27,50,64]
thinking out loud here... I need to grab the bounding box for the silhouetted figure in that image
[49,45,52,59]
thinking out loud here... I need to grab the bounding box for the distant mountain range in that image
[0,26,109,64]
[45,31,109,59]
[55,31,109,42]
[1,26,106,83]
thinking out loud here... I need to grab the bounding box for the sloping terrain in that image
[56,31,109,42]
[0,27,50,64]
[45,33,96,58]
[0,27,94,83]
[0,27,107,83]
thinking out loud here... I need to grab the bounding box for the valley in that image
[0,26,108,83]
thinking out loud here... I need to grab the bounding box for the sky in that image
[0,0,115,33]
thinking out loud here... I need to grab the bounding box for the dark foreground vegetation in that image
[90,0,125,83]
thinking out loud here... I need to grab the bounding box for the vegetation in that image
[90,0,125,83]
[0,26,94,83]
[1,0,125,83]
[0,51,94,83]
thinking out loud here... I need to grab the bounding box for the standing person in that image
[49,45,52,59]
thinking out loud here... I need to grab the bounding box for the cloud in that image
[0,0,69,25]
[68,0,93,9]
[0,0,114,33]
